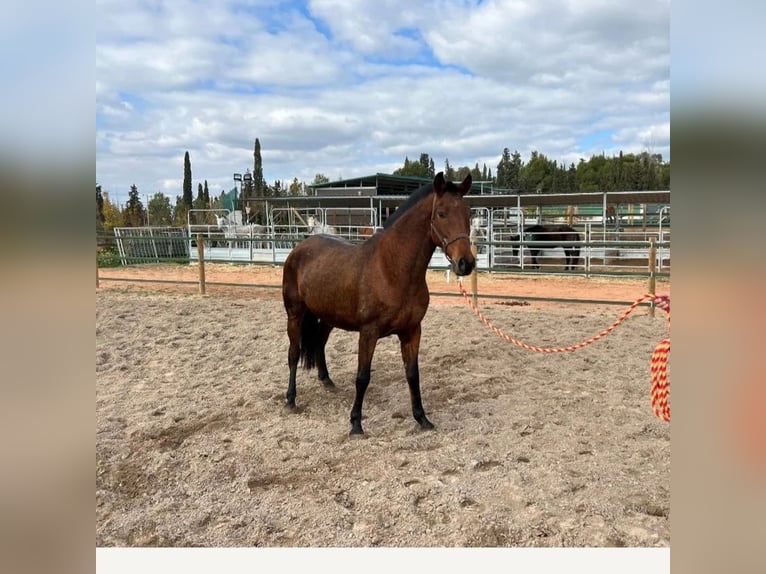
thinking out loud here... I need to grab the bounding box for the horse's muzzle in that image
[455,256,475,276]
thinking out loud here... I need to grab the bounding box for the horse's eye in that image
[437,211,446,219]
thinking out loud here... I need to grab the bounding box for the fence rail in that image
[99,225,670,278]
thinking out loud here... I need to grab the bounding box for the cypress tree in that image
[96,184,105,229]
[182,151,193,209]
[195,182,204,209]
[253,138,266,197]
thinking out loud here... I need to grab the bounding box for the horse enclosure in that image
[109,204,669,277]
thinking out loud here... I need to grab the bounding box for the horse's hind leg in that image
[316,321,335,387]
[285,310,303,408]
[399,325,434,431]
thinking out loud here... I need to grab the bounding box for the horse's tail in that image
[300,310,320,370]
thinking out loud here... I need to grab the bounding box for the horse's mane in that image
[382,182,434,229]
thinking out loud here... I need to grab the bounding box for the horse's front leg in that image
[530,248,539,269]
[349,330,378,435]
[399,324,434,430]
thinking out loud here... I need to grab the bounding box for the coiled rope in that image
[457,282,670,421]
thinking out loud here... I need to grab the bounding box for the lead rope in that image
[457,282,671,421]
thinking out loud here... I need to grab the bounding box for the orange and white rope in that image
[457,282,670,421]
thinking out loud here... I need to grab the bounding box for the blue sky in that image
[96,0,670,205]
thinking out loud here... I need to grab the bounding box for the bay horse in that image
[511,223,581,271]
[281,172,475,435]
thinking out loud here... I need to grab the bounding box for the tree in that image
[147,192,173,226]
[566,162,577,191]
[252,138,266,196]
[203,180,210,206]
[418,153,434,178]
[444,158,456,180]
[525,152,559,193]
[182,151,193,209]
[455,165,471,180]
[312,173,329,185]
[288,178,304,196]
[96,184,105,231]
[195,182,205,209]
[123,184,146,227]
[101,196,123,231]
[658,160,670,189]
[496,148,521,190]
[393,155,430,177]
[550,160,568,193]
[173,196,189,226]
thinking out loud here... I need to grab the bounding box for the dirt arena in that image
[96,265,670,547]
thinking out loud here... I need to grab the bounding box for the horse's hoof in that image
[319,376,335,388]
[284,400,297,411]
[349,426,365,437]
[418,418,435,430]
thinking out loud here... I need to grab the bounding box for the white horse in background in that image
[214,213,269,248]
[307,214,337,235]
[470,215,488,254]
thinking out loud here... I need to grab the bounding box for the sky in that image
[96,0,670,205]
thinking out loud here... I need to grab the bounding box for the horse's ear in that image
[458,173,472,196]
[433,172,446,195]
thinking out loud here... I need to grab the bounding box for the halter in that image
[429,193,470,264]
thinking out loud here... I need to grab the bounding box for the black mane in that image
[382,182,434,229]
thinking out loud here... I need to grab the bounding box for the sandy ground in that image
[96,265,670,547]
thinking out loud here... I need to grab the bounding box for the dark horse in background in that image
[282,173,475,435]
[511,223,581,271]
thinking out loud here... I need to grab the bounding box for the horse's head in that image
[430,172,475,276]
[214,214,227,229]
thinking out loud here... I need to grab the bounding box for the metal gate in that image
[113,227,189,265]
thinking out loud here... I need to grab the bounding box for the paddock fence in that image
[98,212,669,310]
[100,213,669,279]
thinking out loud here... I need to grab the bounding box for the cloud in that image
[95,0,669,201]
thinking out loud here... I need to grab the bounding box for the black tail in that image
[300,311,320,370]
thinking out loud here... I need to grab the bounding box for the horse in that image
[510,223,581,271]
[306,214,337,236]
[470,215,488,254]
[281,172,475,435]
[214,214,268,248]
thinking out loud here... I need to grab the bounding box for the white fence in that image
[112,207,669,275]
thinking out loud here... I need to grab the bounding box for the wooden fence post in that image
[648,237,656,317]
[470,243,478,306]
[197,234,206,295]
